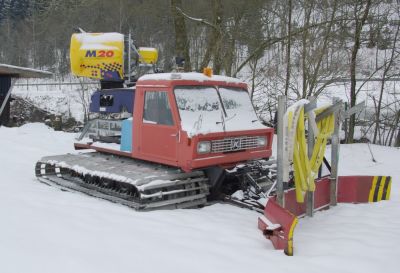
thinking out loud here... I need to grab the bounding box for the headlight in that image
[257,136,267,147]
[197,141,211,154]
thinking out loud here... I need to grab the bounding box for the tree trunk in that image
[395,127,400,147]
[170,0,191,71]
[301,1,313,98]
[284,0,292,96]
[348,0,371,143]
[307,0,338,97]
[373,23,399,144]
[388,109,400,146]
[200,0,223,73]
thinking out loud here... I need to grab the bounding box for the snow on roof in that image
[138,72,245,84]
[0,63,53,78]
[74,32,124,43]
[80,44,119,50]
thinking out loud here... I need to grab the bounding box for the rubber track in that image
[35,152,209,211]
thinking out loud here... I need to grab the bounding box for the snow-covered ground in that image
[0,123,399,273]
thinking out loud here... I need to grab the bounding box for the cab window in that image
[143,91,174,126]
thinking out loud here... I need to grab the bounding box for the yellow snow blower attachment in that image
[70,32,158,82]
[137,47,158,64]
[70,32,125,81]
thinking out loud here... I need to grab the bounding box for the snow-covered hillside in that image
[12,77,98,122]
[0,123,399,273]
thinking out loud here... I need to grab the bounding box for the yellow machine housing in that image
[137,47,158,64]
[70,33,124,81]
[70,32,159,81]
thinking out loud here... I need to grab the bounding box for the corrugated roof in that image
[0,63,52,78]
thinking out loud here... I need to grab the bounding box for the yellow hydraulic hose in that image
[290,106,335,203]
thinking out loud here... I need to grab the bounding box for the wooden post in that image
[306,97,315,217]
[330,97,341,206]
[277,95,286,207]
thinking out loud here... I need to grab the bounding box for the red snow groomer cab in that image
[37,71,274,210]
[134,73,273,172]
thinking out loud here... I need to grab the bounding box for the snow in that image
[75,32,124,43]
[80,44,119,50]
[139,72,244,84]
[175,86,266,136]
[12,77,99,122]
[0,123,399,273]
[49,160,138,185]
[90,141,121,151]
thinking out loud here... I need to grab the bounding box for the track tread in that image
[36,152,209,210]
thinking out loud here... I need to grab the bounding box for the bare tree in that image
[170,0,191,71]
[373,26,399,143]
[284,0,292,96]
[348,0,372,143]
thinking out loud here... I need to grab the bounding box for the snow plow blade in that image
[338,175,392,203]
[258,175,392,255]
[258,199,298,256]
[35,152,209,210]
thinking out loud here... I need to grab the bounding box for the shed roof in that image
[0,63,52,78]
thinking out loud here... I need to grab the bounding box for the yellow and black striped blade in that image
[368,176,392,202]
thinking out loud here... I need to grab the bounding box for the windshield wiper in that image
[226,113,237,122]
[193,113,203,132]
[216,111,226,132]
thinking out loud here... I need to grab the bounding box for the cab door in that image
[139,90,179,165]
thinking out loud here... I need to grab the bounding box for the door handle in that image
[170,132,181,142]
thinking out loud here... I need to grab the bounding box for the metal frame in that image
[306,96,316,216]
[330,97,341,206]
[275,96,349,215]
[276,95,286,207]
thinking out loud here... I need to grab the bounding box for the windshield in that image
[174,86,223,135]
[219,87,259,122]
[174,86,265,136]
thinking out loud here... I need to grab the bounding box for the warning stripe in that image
[369,176,392,202]
[386,178,392,200]
[368,176,378,202]
[377,176,387,201]
[381,176,392,200]
[285,217,298,256]
[373,176,383,202]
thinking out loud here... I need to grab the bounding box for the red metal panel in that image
[132,85,176,166]
[283,188,306,216]
[313,177,331,209]
[283,177,331,216]
[258,199,298,255]
[338,176,373,203]
[140,123,178,164]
